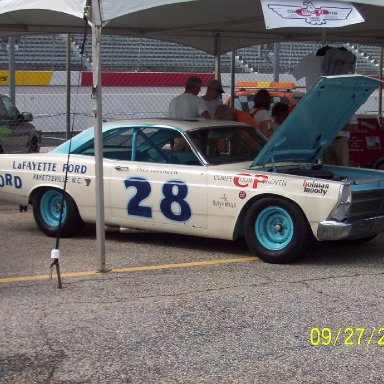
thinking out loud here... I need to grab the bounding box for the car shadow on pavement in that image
[294,237,384,266]
[78,224,384,265]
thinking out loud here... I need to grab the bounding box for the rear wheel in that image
[244,197,310,263]
[32,189,84,237]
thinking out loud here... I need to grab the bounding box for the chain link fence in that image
[0,34,382,152]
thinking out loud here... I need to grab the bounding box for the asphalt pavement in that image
[1,200,384,384]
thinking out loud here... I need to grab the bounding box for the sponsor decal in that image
[32,174,86,185]
[212,199,236,209]
[234,173,268,189]
[137,166,178,175]
[13,161,57,172]
[0,173,22,189]
[62,164,88,174]
[0,71,53,86]
[233,173,287,189]
[12,161,87,174]
[212,193,237,208]
[359,120,377,132]
[263,1,362,28]
[303,180,329,196]
[239,191,247,200]
[213,175,233,182]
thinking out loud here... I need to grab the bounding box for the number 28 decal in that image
[124,177,192,222]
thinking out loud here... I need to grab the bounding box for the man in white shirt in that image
[200,79,224,117]
[167,76,210,119]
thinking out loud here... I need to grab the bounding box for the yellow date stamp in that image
[310,327,384,346]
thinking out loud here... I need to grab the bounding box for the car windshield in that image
[187,125,266,165]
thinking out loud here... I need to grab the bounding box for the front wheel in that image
[32,188,84,237]
[244,197,311,263]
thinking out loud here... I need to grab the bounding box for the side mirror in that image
[21,112,33,122]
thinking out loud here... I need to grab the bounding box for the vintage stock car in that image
[1,75,384,263]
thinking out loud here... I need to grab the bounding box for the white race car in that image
[1,75,384,263]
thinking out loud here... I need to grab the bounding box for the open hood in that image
[251,75,380,168]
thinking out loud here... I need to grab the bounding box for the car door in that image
[105,125,208,231]
[0,95,28,153]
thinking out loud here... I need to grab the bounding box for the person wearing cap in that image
[167,76,211,119]
[201,79,225,117]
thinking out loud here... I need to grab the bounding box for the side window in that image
[75,126,202,166]
[75,126,135,160]
[137,127,201,166]
[102,127,135,160]
[1,96,19,121]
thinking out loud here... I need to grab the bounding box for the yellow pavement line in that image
[0,257,259,284]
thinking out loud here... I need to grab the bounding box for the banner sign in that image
[261,0,364,29]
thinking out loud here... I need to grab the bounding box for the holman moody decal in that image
[303,180,329,196]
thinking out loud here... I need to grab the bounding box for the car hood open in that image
[251,75,380,168]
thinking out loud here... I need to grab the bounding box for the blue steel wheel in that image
[33,188,84,237]
[244,197,310,264]
[39,190,68,228]
[255,206,294,251]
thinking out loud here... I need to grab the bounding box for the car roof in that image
[100,118,248,133]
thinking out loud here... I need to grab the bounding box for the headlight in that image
[329,184,351,221]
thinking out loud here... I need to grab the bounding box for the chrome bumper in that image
[317,215,384,241]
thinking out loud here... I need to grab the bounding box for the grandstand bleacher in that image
[0,34,381,75]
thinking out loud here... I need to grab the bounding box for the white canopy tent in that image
[0,0,383,271]
[1,0,384,53]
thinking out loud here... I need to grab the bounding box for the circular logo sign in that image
[239,191,247,200]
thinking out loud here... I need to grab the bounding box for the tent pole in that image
[379,46,383,117]
[66,34,71,140]
[230,51,236,109]
[214,34,221,81]
[91,0,107,272]
[8,36,15,103]
[273,43,280,82]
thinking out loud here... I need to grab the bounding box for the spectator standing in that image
[271,102,290,133]
[213,104,235,120]
[168,76,210,119]
[324,116,358,166]
[201,79,224,116]
[250,89,272,138]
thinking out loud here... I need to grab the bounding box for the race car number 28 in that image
[124,177,192,221]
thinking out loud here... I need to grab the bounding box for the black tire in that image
[244,197,311,264]
[28,135,40,153]
[32,188,84,237]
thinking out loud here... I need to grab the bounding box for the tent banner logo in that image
[261,0,364,29]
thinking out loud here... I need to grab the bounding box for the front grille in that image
[350,189,384,219]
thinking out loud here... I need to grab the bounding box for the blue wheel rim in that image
[40,190,67,228]
[255,206,294,250]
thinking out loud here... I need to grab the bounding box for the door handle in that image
[115,166,129,171]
